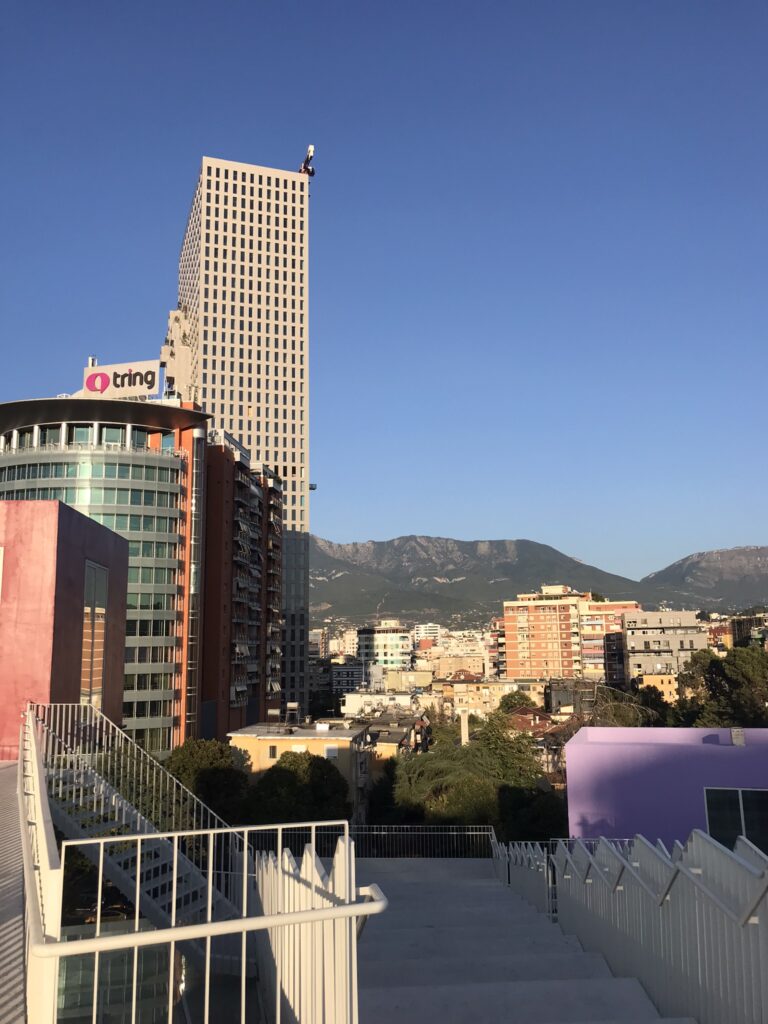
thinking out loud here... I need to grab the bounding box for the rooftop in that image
[228,719,367,741]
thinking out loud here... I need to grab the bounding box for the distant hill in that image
[309,536,768,626]
[642,546,768,608]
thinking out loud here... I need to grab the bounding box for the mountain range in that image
[309,536,768,626]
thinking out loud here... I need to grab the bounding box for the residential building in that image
[566,727,768,851]
[364,714,431,779]
[330,655,364,695]
[308,627,329,659]
[503,586,641,681]
[635,673,686,703]
[381,668,433,692]
[357,620,411,679]
[431,654,486,678]
[578,598,642,680]
[0,395,208,756]
[339,690,419,720]
[0,501,127,758]
[410,622,446,646]
[622,611,709,681]
[430,678,546,720]
[201,431,282,740]
[171,155,311,712]
[228,719,369,821]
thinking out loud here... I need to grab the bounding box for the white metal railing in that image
[351,824,495,858]
[494,830,768,1024]
[19,705,387,1024]
[30,702,225,835]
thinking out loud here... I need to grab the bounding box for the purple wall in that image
[566,727,768,847]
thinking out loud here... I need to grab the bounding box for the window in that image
[705,788,768,853]
[268,745,277,759]
[81,562,108,711]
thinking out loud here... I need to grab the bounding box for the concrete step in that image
[360,977,662,1023]
[375,904,548,930]
[358,950,612,989]
[359,923,582,960]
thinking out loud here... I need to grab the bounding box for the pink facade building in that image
[0,501,128,757]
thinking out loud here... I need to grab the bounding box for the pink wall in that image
[566,726,768,847]
[0,502,127,758]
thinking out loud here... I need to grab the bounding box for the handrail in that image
[29,701,227,835]
[26,886,388,959]
[19,702,381,1024]
[495,830,768,1024]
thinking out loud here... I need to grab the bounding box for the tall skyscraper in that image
[167,155,311,709]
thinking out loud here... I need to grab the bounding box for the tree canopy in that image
[674,646,768,727]
[246,751,350,824]
[498,692,537,713]
[164,739,251,822]
[388,712,565,840]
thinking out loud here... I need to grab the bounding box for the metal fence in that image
[19,705,388,1024]
[494,831,768,1024]
[351,825,495,858]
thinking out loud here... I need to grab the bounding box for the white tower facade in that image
[175,155,310,708]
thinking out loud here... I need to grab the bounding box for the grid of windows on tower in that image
[184,161,309,533]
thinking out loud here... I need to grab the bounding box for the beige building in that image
[228,719,368,819]
[430,679,545,719]
[636,674,680,703]
[169,155,312,711]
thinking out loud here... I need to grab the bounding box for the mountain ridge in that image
[309,535,768,625]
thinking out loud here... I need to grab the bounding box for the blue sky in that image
[1,1,765,579]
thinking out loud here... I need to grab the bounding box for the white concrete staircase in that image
[356,858,696,1024]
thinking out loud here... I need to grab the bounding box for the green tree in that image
[675,647,768,727]
[165,738,251,792]
[391,710,562,838]
[164,739,251,821]
[634,685,671,725]
[499,692,537,713]
[246,751,349,824]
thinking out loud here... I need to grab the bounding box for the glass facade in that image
[0,412,201,758]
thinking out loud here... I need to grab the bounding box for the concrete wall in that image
[0,501,127,757]
[566,726,768,847]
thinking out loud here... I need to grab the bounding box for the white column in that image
[60,423,68,449]
[10,429,18,452]
[32,425,40,449]
[125,424,133,449]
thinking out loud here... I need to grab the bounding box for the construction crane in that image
[299,144,316,176]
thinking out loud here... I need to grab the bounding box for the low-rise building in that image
[228,719,370,821]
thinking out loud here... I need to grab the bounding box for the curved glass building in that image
[0,397,207,756]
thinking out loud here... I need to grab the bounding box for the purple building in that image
[566,727,768,851]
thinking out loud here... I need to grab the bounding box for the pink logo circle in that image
[85,372,110,394]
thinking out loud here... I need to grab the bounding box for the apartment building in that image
[502,585,640,681]
[170,154,312,711]
[201,431,282,739]
[622,611,709,681]
[357,620,412,678]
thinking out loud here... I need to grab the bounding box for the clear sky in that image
[1,1,765,579]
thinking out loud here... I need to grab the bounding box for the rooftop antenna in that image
[299,144,315,177]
